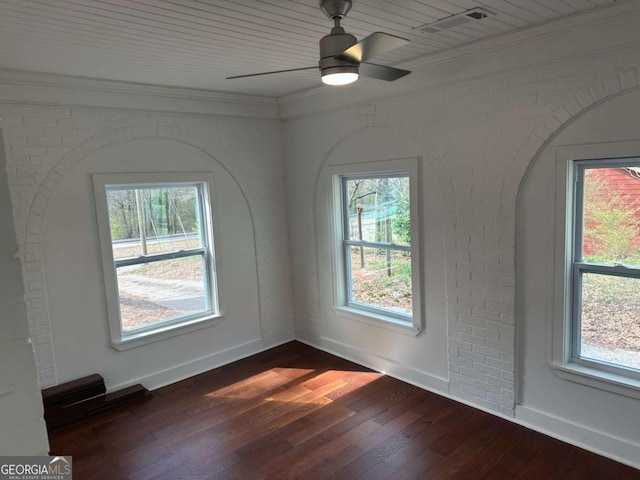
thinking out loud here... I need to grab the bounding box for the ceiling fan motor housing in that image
[319,27,358,73]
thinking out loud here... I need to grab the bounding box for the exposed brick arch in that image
[312,114,456,232]
[507,70,640,201]
[507,70,640,407]
[23,124,267,387]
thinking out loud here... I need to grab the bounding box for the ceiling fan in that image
[226,0,411,86]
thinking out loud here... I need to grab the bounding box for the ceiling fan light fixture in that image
[321,65,359,85]
[227,0,411,85]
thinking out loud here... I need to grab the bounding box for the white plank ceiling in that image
[0,0,618,97]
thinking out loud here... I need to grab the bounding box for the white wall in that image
[0,100,295,391]
[44,139,260,389]
[0,131,49,455]
[283,1,640,467]
[310,127,449,392]
[518,89,640,465]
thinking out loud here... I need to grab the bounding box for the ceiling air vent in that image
[416,8,495,34]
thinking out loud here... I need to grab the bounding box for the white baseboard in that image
[108,330,296,392]
[300,336,449,395]
[108,338,266,392]
[515,405,640,470]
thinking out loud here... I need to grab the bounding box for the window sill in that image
[111,314,223,351]
[335,306,421,336]
[551,362,640,400]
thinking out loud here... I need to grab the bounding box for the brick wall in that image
[0,132,49,454]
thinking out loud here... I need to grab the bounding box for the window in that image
[571,160,640,376]
[330,159,422,333]
[93,173,220,349]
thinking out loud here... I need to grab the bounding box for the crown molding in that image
[279,0,640,119]
[0,70,280,119]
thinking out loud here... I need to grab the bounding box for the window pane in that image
[106,185,203,260]
[579,272,640,371]
[117,255,208,331]
[582,167,640,266]
[344,176,410,245]
[347,246,412,315]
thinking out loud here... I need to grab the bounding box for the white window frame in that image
[553,143,640,399]
[329,158,422,335]
[93,172,222,350]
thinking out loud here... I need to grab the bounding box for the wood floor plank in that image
[334,410,422,478]
[388,448,446,479]
[47,341,640,480]
[260,419,381,478]
[336,429,415,478]
[424,427,510,479]
[382,420,450,469]
[285,404,356,446]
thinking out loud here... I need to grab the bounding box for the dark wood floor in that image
[49,341,639,479]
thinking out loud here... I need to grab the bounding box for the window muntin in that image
[94,175,219,347]
[340,174,413,320]
[572,162,640,375]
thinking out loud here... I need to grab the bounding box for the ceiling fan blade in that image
[226,66,317,80]
[336,32,409,64]
[359,62,411,81]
